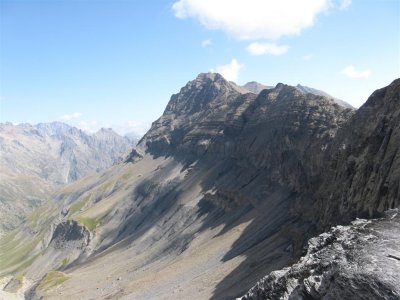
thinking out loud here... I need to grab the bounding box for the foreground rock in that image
[241,209,400,300]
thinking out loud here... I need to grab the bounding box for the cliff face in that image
[242,78,400,299]
[315,79,400,227]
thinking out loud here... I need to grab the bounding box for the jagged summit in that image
[164,72,240,114]
[195,72,225,82]
[136,72,352,160]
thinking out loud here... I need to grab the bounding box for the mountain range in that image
[0,122,137,233]
[0,73,398,299]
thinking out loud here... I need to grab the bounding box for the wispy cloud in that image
[211,59,243,82]
[338,0,352,10]
[201,39,212,47]
[302,53,313,61]
[74,120,150,137]
[172,0,351,40]
[58,112,82,121]
[76,120,99,133]
[247,42,289,56]
[341,65,371,79]
[115,121,151,137]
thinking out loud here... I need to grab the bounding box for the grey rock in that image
[241,210,400,300]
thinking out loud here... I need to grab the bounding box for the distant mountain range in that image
[0,122,136,232]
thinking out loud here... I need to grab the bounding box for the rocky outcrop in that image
[50,220,90,250]
[241,209,400,300]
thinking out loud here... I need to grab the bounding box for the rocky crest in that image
[241,209,400,300]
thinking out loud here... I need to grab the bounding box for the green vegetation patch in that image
[0,231,43,274]
[37,271,69,291]
[75,216,102,231]
[26,206,46,228]
[68,194,91,216]
[99,180,115,193]
[59,257,70,270]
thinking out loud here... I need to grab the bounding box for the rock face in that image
[0,122,136,232]
[241,209,400,300]
[314,80,400,226]
[239,78,400,299]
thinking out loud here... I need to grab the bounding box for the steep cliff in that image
[315,79,400,227]
[242,78,400,299]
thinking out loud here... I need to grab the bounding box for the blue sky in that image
[1,0,399,135]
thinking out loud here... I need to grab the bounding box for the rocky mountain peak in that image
[135,73,353,160]
[164,72,240,115]
[195,72,225,82]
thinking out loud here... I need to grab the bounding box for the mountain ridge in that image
[0,74,398,300]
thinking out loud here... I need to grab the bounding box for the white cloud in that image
[58,112,82,121]
[66,119,150,137]
[76,120,99,133]
[338,0,352,10]
[201,39,212,47]
[172,0,350,40]
[341,65,371,79]
[211,59,243,82]
[302,53,313,61]
[247,42,289,56]
[115,121,151,137]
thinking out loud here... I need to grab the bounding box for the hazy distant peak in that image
[242,81,272,94]
[35,121,73,136]
[296,84,354,109]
